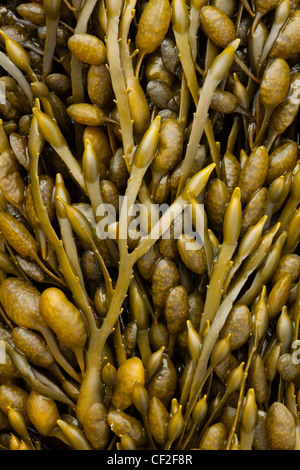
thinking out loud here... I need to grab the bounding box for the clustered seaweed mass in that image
[0,0,299,452]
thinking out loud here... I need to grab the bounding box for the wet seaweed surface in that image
[0,0,299,451]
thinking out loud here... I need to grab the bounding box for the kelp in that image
[0,0,299,452]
